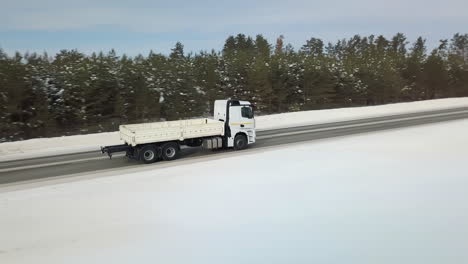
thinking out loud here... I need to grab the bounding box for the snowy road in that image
[1,118,468,264]
[1,106,468,185]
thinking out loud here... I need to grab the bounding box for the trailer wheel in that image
[140,145,159,164]
[162,142,180,161]
[234,134,248,150]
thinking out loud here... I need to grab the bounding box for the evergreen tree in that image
[270,35,290,112]
[131,54,161,121]
[193,50,222,114]
[52,49,90,129]
[403,37,427,100]
[281,44,305,111]
[163,42,204,119]
[24,52,57,137]
[0,49,10,141]
[1,52,38,139]
[423,46,449,99]
[447,34,468,97]
[300,37,336,109]
[221,34,254,99]
[248,35,273,113]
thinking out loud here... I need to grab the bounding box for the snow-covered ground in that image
[1,119,468,264]
[1,97,468,161]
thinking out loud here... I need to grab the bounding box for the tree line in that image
[1,33,467,142]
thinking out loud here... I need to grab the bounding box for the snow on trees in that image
[1,33,467,141]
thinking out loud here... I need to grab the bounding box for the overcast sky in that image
[1,0,467,56]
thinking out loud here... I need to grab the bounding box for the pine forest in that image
[1,33,468,142]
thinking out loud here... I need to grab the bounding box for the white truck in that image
[101,99,256,163]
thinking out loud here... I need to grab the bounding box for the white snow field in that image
[1,97,468,161]
[1,119,468,264]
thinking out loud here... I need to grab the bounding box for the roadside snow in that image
[0,132,121,161]
[1,119,468,264]
[1,97,468,161]
[256,97,468,130]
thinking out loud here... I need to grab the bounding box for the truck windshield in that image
[241,106,254,119]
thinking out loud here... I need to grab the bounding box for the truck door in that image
[229,105,256,144]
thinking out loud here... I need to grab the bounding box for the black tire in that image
[139,145,159,164]
[161,142,180,161]
[234,134,248,150]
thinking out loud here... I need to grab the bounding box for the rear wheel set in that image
[139,145,160,164]
[139,142,180,164]
[161,142,180,161]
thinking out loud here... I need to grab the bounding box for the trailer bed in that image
[119,118,224,146]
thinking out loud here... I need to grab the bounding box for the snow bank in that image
[1,119,468,264]
[0,132,121,161]
[255,97,468,130]
[1,97,468,161]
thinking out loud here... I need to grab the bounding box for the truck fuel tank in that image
[202,137,223,150]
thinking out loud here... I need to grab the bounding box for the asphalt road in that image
[2,107,468,185]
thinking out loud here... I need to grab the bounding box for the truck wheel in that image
[162,142,180,161]
[234,134,247,150]
[140,145,159,164]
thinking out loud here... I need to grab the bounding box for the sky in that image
[1,0,467,56]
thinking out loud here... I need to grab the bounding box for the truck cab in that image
[214,99,256,149]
